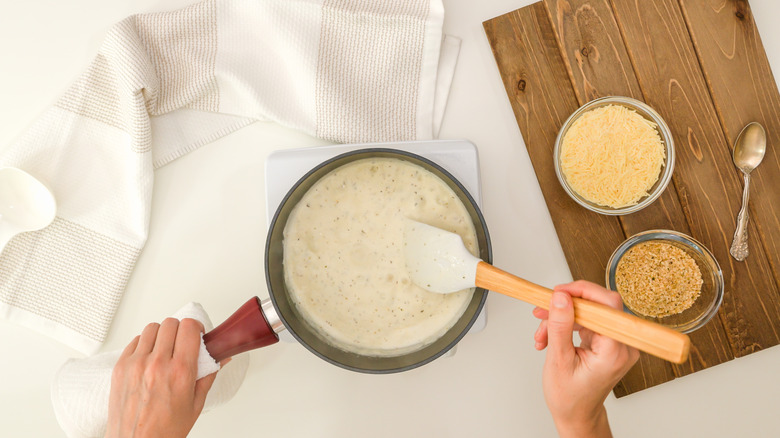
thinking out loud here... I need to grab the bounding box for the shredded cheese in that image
[560,104,666,208]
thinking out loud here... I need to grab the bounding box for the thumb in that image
[546,291,576,361]
[193,371,218,413]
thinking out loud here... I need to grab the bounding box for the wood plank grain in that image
[542,0,733,388]
[542,0,676,394]
[483,3,628,290]
[484,2,674,398]
[678,0,780,309]
[544,0,642,101]
[484,0,780,396]
[609,0,780,357]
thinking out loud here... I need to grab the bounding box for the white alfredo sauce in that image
[283,157,479,356]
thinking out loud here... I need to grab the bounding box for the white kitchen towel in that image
[0,0,460,354]
[51,302,251,438]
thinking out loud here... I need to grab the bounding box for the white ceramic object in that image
[0,168,56,253]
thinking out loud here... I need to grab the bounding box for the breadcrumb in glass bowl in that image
[606,230,723,334]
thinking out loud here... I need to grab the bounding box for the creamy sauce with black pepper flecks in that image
[283,157,478,357]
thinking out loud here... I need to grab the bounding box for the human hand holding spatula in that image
[404,221,690,364]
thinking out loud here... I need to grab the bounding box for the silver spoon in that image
[730,122,767,261]
[0,168,57,254]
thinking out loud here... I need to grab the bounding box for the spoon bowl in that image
[733,122,766,174]
[730,122,767,261]
[0,168,57,253]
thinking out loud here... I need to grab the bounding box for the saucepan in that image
[203,148,492,373]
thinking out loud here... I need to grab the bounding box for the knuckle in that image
[110,364,126,384]
[113,357,143,384]
[614,346,639,369]
[546,319,571,335]
[161,317,180,327]
[129,369,145,387]
[569,279,592,290]
[142,371,158,387]
[583,280,608,293]
[171,358,187,372]
[607,291,624,309]
[167,361,194,388]
[144,356,168,379]
[143,365,162,386]
[180,317,204,333]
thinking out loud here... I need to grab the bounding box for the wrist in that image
[553,406,612,438]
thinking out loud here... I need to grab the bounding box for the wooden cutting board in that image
[484,0,780,397]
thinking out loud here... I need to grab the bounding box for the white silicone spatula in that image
[0,168,56,253]
[403,221,690,364]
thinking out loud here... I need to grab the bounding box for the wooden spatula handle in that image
[475,262,690,364]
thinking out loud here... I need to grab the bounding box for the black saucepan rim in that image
[265,147,492,373]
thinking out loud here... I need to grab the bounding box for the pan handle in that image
[203,297,281,362]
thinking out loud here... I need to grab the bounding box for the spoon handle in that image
[730,173,751,261]
[475,262,690,364]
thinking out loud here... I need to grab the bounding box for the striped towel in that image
[0,0,459,354]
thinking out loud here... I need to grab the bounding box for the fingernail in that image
[552,292,568,309]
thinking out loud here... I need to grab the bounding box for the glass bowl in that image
[553,96,675,215]
[606,230,724,334]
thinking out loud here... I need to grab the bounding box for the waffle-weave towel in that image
[0,0,459,354]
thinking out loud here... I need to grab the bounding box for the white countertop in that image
[2,0,780,436]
